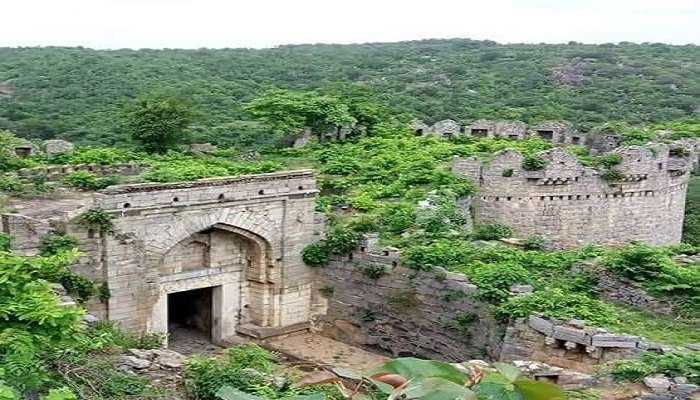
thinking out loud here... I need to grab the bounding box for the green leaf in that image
[374,357,469,385]
[493,363,523,383]
[394,377,476,400]
[513,379,565,400]
[472,381,522,400]
[215,386,263,400]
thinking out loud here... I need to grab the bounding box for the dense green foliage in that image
[1,40,699,146]
[606,351,700,384]
[122,94,195,153]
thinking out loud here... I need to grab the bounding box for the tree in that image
[242,89,356,143]
[122,94,194,153]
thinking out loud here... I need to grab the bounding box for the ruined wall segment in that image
[55,170,320,342]
[453,145,693,248]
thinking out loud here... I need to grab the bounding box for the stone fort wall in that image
[453,144,694,248]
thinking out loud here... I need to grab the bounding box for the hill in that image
[0,39,698,146]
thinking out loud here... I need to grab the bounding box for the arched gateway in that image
[69,170,319,344]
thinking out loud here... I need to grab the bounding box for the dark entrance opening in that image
[537,130,554,140]
[471,128,488,137]
[168,287,213,341]
[415,129,424,136]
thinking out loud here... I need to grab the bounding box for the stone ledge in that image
[236,322,310,339]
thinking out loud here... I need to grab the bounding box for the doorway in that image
[167,287,215,353]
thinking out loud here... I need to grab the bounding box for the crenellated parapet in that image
[453,143,697,248]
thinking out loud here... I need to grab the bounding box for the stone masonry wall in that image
[453,144,693,248]
[312,241,504,361]
[500,315,647,372]
[16,162,146,180]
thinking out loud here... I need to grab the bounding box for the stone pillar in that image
[212,283,240,344]
[148,292,168,345]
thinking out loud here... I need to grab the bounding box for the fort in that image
[1,131,699,397]
[452,143,697,248]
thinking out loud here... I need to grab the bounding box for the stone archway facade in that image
[67,170,319,343]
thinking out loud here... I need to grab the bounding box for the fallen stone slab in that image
[643,375,671,393]
[528,314,554,336]
[553,325,590,345]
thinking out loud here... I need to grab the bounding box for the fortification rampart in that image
[15,162,147,180]
[453,144,694,248]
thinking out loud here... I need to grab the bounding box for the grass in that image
[606,305,700,345]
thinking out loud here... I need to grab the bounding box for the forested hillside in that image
[0,39,698,146]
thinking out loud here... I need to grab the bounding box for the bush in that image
[473,222,514,240]
[183,344,282,400]
[601,243,673,281]
[470,263,532,303]
[359,263,387,280]
[77,208,114,233]
[301,243,331,267]
[319,284,335,298]
[496,288,620,326]
[522,154,547,171]
[523,235,546,250]
[600,168,625,181]
[0,175,23,193]
[61,171,119,190]
[39,234,78,256]
[607,351,700,384]
[0,233,12,251]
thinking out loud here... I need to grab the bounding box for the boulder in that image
[82,314,100,326]
[151,349,186,369]
[118,355,152,370]
[643,375,672,393]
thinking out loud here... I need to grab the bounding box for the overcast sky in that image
[2,0,698,49]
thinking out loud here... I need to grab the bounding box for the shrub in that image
[357,307,378,322]
[77,208,114,233]
[470,263,532,303]
[601,243,673,281]
[443,311,478,339]
[600,168,625,181]
[59,270,96,302]
[607,351,700,384]
[301,243,331,267]
[595,153,623,168]
[359,263,387,280]
[522,154,547,171]
[319,284,335,298]
[39,234,78,256]
[473,222,514,240]
[0,233,12,251]
[184,344,281,400]
[0,175,23,193]
[496,288,620,326]
[523,235,547,250]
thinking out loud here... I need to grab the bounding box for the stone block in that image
[553,325,590,345]
[528,314,554,335]
[591,333,639,348]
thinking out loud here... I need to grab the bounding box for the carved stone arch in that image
[143,209,280,265]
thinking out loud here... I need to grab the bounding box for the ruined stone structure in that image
[16,162,146,180]
[453,144,694,248]
[412,119,596,147]
[500,315,646,372]
[3,170,320,344]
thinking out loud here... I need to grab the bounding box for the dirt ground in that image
[264,331,389,372]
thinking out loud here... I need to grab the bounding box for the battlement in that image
[96,169,317,211]
[453,144,696,248]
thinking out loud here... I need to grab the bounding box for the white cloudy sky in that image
[1,0,698,49]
